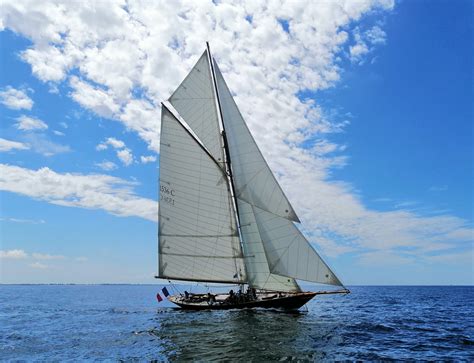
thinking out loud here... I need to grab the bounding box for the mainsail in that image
[168,51,224,163]
[158,44,343,290]
[158,106,245,283]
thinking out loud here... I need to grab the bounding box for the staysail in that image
[213,61,300,223]
[158,106,245,283]
[237,199,301,292]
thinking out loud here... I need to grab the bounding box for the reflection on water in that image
[152,309,313,361]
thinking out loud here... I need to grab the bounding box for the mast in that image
[206,42,247,284]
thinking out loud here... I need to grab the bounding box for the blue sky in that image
[0,0,472,285]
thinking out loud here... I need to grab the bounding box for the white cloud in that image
[30,262,48,269]
[15,115,48,131]
[70,76,120,118]
[22,133,71,156]
[0,86,33,110]
[59,122,68,129]
[0,164,156,221]
[140,155,156,164]
[96,137,134,166]
[0,138,30,152]
[365,25,387,45]
[117,148,133,166]
[32,253,65,260]
[0,217,45,224]
[75,256,88,262]
[350,25,387,63]
[104,137,125,149]
[350,41,369,62]
[53,130,65,136]
[96,143,107,151]
[1,0,472,264]
[96,160,117,171]
[0,249,28,259]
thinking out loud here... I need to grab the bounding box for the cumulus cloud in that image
[365,25,387,44]
[1,0,471,263]
[0,86,33,110]
[116,148,133,166]
[0,249,28,259]
[0,164,156,221]
[95,160,118,171]
[105,137,125,149]
[15,115,48,131]
[0,138,29,152]
[140,155,156,164]
[350,25,387,63]
[96,137,134,166]
[97,137,125,150]
[96,143,108,151]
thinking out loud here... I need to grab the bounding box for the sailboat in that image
[156,43,349,310]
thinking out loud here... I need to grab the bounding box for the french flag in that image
[156,293,163,302]
[162,287,170,297]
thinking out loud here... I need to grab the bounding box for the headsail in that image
[252,206,343,286]
[238,199,300,292]
[158,106,245,283]
[213,61,300,223]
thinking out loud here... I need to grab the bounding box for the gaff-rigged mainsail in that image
[158,44,344,291]
[158,96,245,284]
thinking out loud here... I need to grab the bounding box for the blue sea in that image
[1,285,473,361]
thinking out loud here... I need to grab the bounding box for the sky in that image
[0,0,472,285]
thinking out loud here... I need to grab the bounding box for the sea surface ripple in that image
[1,285,473,361]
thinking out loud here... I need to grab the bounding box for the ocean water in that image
[1,285,472,361]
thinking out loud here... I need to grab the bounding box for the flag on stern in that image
[162,287,170,297]
[156,293,163,302]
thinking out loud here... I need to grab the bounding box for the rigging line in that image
[206,41,247,283]
[161,101,226,175]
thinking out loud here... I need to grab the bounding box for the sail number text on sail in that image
[160,184,176,206]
